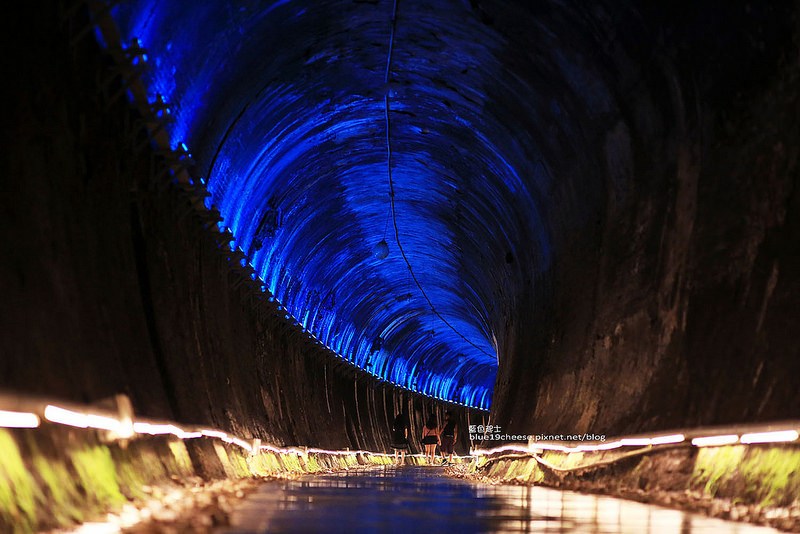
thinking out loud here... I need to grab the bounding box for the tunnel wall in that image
[0,3,469,453]
[493,2,800,434]
[3,1,798,449]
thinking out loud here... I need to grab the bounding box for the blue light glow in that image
[105,0,556,410]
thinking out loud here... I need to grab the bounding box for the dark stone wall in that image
[493,2,800,434]
[2,1,798,449]
[0,3,464,452]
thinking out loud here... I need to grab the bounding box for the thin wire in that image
[385,0,398,84]
[382,204,391,240]
[383,0,494,360]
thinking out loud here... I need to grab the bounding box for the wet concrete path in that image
[217,466,779,533]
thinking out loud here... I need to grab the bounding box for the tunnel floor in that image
[216,466,779,533]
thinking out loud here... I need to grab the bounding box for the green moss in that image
[306,455,320,472]
[167,441,194,476]
[518,459,537,482]
[32,456,83,525]
[690,445,800,506]
[487,459,507,479]
[263,452,281,473]
[548,451,585,470]
[114,447,165,500]
[505,461,519,480]
[0,430,36,533]
[532,463,545,483]
[4,432,403,533]
[286,453,303,472]
[70,445,125,508]
[212,441,233,476]
[739,447,800,506]
[693,445,746,497]
[227,449,252,478]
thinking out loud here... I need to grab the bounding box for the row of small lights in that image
[260,275,486,410]
[146,133,485,409]
[57,8,798,463]
[0,402,467,460]
[135,50,486,412]
[265,283,486,410]
[111,38,359,394]
[2,400,798,466]
[147,133,484,410]
[0,404,395,458]
[104,29,489,411]
[269,300,481,410]
[470,429,799,458]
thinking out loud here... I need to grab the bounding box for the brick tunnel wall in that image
[0,3,467,453]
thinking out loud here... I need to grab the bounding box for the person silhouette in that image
[422,414,440,464]
[440,411,458,465]
[390,412,409,465]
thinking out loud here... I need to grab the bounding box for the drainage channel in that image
[216,466,780,533]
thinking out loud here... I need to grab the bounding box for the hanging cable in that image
[383,0,495,360]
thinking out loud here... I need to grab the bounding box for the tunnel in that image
[1,0,799,531]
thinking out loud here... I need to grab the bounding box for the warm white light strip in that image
[0,409,40,428]
[44,405,90,428]
[85,413,126,433]
[44,405,134,437]
[691,434,739,447]
[6,394,799,466]
[472,444,531,456]
[306,447,344,455]
[595,440,624,451]
[485,431,695,457]
[133,422,202,440]
[532,443,571,452]
[620,438,651,446]
[134,422,180,435]
[651,433,685,445]
[230,437,253,452]
[525,434,689,457]
[200,429,228,439]
[32,402,800,459]
[255,444,399,458]
[740,430,799,444]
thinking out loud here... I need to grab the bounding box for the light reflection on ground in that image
[218,466,779,533]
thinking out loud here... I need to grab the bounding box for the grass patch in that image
[739,447,800,506]
[70,445,125,509]
[167,441,194,477]
[0,430,36,533]
[32,455,83,526]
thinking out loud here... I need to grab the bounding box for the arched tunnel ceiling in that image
[100,0,611,410]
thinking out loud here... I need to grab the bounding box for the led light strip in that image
[474,427,800,458]
[44,405,134,438]
[0,409,40,428]
[740,430,799,444]
[0,395,386,458]
[92,7,493,412]
[2,393,798,463]
[691,434,739,447]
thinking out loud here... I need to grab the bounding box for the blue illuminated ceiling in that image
[106,0,560,410]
